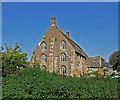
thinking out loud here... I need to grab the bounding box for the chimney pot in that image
[66,31,69,38]
[51,17,56,25]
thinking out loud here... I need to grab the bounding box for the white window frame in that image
[61,41,66,50]
[41,54,47,63]
[61,53,66,62]
[61,66,66,75]
[41,42,47,50]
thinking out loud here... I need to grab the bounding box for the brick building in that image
[30,17,102,76]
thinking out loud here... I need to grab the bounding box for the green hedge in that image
[2,67,119,99]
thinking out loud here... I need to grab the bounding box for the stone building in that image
[86,56,103,73]
[30,17,102,76]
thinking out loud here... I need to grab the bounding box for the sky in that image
[2,2,118,62]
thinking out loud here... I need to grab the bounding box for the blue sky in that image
[2,2,118,62]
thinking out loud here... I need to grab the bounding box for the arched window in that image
[61,66,66,75]
[42,66,47,71]
[41,54,47,63]
[41,42,47,50]
[61,53,66,62]
[61,41,66,50]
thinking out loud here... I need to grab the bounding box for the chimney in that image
[66,31,69,38]
[51,17,56,25]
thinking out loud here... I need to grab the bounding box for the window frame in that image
[42,65,47,70]
[41,54,47,63]
[60,41,66,50]
[61,53,66,62]
[41,42,47,50]
[61,66,66,75]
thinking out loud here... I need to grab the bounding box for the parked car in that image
[110,75,120,79]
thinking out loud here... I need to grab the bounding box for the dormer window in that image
[41,42,47,50]
[61,41,66,50]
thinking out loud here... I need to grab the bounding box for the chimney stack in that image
[51,17,56,25]
[66,31,69,38]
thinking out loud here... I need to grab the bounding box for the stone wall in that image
[30,24,77,76]
[30,17,88,76]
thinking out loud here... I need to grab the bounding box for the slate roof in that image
[57,26,88,58]
[101,62,112,68]
[66,37,88,58]
[86,56,101,67]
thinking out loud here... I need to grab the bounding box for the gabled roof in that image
[33,24,88,58]
[56,26,88,58]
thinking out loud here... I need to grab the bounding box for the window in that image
[41,42,47,50]
[61,41,66,50]
[42,66,47,70]
[61,66,66,75]
[41,54,47,63]
[61,53,66,62]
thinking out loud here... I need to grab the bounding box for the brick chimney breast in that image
[66,31,69,38]
[51,17,56,26]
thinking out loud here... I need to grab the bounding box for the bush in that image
[2,67,119,99]
[32,62,40,68]
[111,72,115,76]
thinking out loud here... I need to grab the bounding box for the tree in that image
[109,50,120,71]
[2,43,27,76]
[101,57,105,62]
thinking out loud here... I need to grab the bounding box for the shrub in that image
[111,72,115,76]
[32,62,40,68]
[2,67,119,99]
